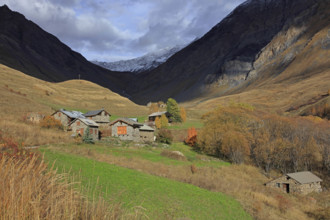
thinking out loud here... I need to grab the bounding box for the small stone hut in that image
[69,118,99,141]
[148,111,172,122]
[83,108,110,126]
[265,171,322,194]
[139,125,155,142]
[52,109,85,126]
[110,118,143,141]
[26,112,44,123]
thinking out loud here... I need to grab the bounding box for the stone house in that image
[83,108,110,126]
[110,118,155,142]
[148,111,172,123]
[52,109,85,126]
[69,118,99,141]
[265,171,322,194]
[110,118,143,141]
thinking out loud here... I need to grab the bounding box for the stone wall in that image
[139,130,154,142]
[53,112,70,126]
[87,111,110,124]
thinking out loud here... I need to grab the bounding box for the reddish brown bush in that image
[185,127,197,147]
[40,116,63,130]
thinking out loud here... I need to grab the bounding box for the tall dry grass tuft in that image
[0,116,73,146]
[0,155,126,220]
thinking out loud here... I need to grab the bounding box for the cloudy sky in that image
[1,0,245,61]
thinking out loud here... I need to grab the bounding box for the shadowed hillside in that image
[131,0,330,112]
[0,5,135,97]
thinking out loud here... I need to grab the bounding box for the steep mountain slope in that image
[93,45,184,73]
[131,0,330,107]
[0,5,133,96]
[0,64,147,117]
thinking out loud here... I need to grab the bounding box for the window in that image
[117,126,127,135]
[59,112,61,116]
[90,128,93,134]
[95,129,97,135]
[276,183,281,188]
[77,121,80,126]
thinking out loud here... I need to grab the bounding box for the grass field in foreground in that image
[42,149,251,220]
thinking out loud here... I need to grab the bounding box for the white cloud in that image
[0,0,245,61]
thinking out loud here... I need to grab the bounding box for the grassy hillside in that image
[0,64,147,117]
[41,148,251,220]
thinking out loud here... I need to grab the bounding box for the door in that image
[283,183,290,193]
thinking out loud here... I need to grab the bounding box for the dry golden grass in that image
[0,116,73,146]
[0,64,148,118]
[0,155,127,220]
[51,145,329,220]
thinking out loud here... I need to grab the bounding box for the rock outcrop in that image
[131,0,328,104]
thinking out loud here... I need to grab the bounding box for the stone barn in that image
[69,118,99,141]
[52,109,85,126]
[110,118,143,141]
[139,125,155,142]
[265,171,322,194]
[83,108,110,126]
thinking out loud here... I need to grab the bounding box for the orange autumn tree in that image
[180,107,187,122]
[185,127,197,147]
[155,116,161,129]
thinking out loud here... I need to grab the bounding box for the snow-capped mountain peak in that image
[93,45,184,73]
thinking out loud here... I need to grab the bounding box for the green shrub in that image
[157,129,173,144]
[83,129,94,144]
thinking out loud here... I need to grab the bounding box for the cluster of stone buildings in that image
[48,108,171,142]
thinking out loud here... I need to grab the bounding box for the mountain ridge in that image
[0,4,135,97]
[130,0,329,105]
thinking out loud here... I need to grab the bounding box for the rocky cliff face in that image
[131,0,328,104]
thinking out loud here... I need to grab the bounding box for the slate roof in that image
[110,118,143,126]
[287,171,322,184]
[69,118,99,127]
[139,125,155,131]
[148,111,168,117]
[53,109,85,119]
[83,109,109,117]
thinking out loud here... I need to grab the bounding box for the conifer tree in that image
[166,98,182,122]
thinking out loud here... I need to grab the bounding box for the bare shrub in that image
[276,194,291,214]
[190,164,197,174]
[40,116,63,130]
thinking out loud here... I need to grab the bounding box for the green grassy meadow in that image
[168,119,204,130]
[41,148,251,219]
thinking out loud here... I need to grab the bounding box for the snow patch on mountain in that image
[93,45,184,73]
